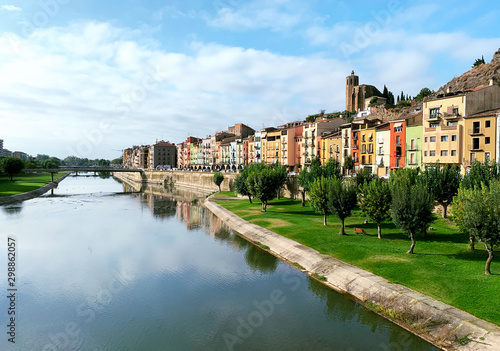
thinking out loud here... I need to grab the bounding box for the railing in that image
[468,128,484,135]
[468,144,482,151]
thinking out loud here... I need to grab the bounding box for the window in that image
[362,134,365,142]
[396,136,400,145]
[430,123,440,128]
[452,135,457,141]
[379,146,383,155]
[486,137,490,144]
[440,150,448,157]
[473,138,480,150]
[451,150,457,156]
[447,121,458,126]
[441,136,448,142]
[410,139,415,150]
[430,136,436,142]
[486,152,491,161]
[430,150,436,156]
[369,144,373,153]
[424,151,428,156]
[473,121,480,134]
[410,153,416,164]
[424,137,428,142]
[430,108,440,119]
[486,120,491,128]
[394,126,403,133]
[453,108,459,115]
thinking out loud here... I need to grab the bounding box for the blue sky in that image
[1,0,499,159]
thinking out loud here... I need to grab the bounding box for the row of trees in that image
[227,158,499,275]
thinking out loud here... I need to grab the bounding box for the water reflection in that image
[1,202,23,216]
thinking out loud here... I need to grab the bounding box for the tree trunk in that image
[262,201,267,212]
[407,232,416,254]
[248,195,252,203]
[301,190,306,207]
[340,218,345,235]
[10,174,13,181]
[277,188,280,200]
[469,235,475,250]
[377,223,381,239]
[442,204,448,218]
[485,243,493,275]
[324,214,327,226]
[218,185,221,192]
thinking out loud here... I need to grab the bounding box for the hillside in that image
[437,48,500,94]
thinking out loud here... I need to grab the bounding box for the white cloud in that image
[0,21,349,159]
[207,0,307,31]
[1,4,22,11]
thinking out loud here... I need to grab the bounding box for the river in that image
[0,175,437,350]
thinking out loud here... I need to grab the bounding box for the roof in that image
[154,141,175,147]
[465,108,500,118]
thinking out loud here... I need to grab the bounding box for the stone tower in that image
[346,70,359,112]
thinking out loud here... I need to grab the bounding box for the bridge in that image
[24,167,143,181]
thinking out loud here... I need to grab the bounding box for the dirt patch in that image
[265,218,292,228]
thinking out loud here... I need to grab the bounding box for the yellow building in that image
[422,85,500,172]
[359,127,376,172]
[264,130,281,164]
[463,109,500,168]
[320,131,342,165]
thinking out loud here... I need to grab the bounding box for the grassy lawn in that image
[212,191,239,199]
[216,194,500,326]
[0,173,66,197]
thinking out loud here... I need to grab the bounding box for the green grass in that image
[0,173,66,197]
[216,196,500,326]
[212,191,239,199]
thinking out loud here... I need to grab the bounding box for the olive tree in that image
[391,182,434,254]
[327,178,357,235]
[234,163,265,203]
[425,163,461,218]
[359,179,391,239]
[213,172,224,192]
[309,177,332,226]
[460,180,500,275]
[247,168,281,212]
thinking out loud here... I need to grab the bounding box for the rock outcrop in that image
[437,49,500,94]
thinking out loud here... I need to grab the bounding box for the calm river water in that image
[0,175,437,351]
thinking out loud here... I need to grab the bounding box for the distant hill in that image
[437,48,500,94]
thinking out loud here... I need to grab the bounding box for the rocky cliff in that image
[437,48,500,94]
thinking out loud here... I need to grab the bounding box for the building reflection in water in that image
[123,181,279,275]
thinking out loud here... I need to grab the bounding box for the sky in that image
[0,0,499,160]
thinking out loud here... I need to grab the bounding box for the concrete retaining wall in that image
[0,173,70,205]
[113,170,238,192]
[204,197,500,351]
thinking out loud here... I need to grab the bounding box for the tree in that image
[462,159,499,190]
[425,163,461,218]
[0,157,25,181]
[391,182,434,254]
[452,186,475,250]
[112,158,123,165]
[473,56,485,68]
[343,155,355,175]
[235,163,266,203]
[414,88,432,102]
[270,163,288,199]
[247,168,281,212]
[354,167,374,190]
[359,179,391,239]
[43,159,59,169]
[309,177,332,226]
[323,158,342,179]
[213,172,224,192]
[327,178,357,235]
[382,85,389,99]
[460,180,500,275]
[389,167,420,189]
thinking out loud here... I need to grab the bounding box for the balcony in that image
[441,125,458,131]
[468,144,482,151]
[425,127,436,132]
[352,135,358,140]
[469,128,484,136]
[443,112,460,120]
[352,145,359,150]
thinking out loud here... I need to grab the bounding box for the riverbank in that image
[0,172,69,205]
[204,196,500,351]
